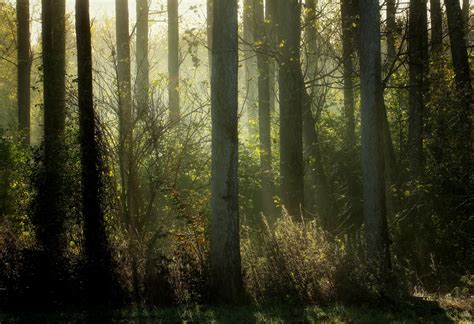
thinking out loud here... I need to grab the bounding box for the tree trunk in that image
[115,0,134,226]
[340,0,356,150]
[136,0,149,110]
[386,0,396,63]
[75,0,115,306]
[255,0,274,217]
[359,0,391,268]
[38,0,66,305]
[430,0,443,54]
[407,0,428,178]
[207,0,213,76]
[277,0,304,217]
[168,0,180,122]
[303,0,334,226]
[445,0,472,185]
[209,0,243,304]
[243,0,258,137]
[16,0,30,145]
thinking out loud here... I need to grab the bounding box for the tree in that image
[209,0,243,304]
[430,0,443,54]
[37,0,66,305]
[16,0,30,145]
[386,0,396,63]
[359,0,391,268]
[277,0,304,217]
[303,0,333,228]
[255,0,274,216]
[75,0,115,306]
[168,0,179,122]
[207,0,213,75]
[243,0,258,136]
[445,0,472,184]
[136,0,149,110]
[407,0,428,177]
[115,0,134,225]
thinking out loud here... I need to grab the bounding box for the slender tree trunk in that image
[116,0,141,300]
[277,0,304,217]
[407,0,428,178]
[386,0,396,63]
[430,0,443,54]
[168,0,179,122]
[359,0,391,268]
[136,0,149,110]
[341,0,356,150]
[207,0,213,76]
[304,0,333,226]
[266,0,277,113]
[75,0,115,306]
[445,0,472,185]
[243,0,258,136]
[255,0,274,216]
[17,0,30,145]
[209,0,243,304]
[115,0,133,226]
[38,0,66,305]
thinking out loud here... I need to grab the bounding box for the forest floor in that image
[1,296,472,323]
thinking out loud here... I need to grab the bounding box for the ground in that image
[0,296,472,323]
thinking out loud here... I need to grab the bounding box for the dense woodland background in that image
[0,0,472,317]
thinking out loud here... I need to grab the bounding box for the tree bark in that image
[430,0,443,54]
[407,0,428,178]
[243,0,258,136]
[209,0,243,304]
[37,0,66,305]
[136,0,149,111]
[277,0,304,217]
[255,0,274,216]
[445,0,472,184]
[168,0,179,122]
[359,0,391,268]
[115,0,134,226]
[17,0,30,145]
[75,0,115,306]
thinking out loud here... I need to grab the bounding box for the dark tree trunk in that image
[37,0,66,305]
[168,0,180,122]
[277,0,304,217]
[386,0,396,63]
[136,0,149,110]
[115,0,134,226]
[359,0,391,268]
[407,0,428,178]
[243,0,258,136]
[445,0,472,184]
[17,0,31,145]
[255,0,274,216]
[340,0,356,150]
[303,0,333,226]
[75,0,115,306]
[209,0,243,304]
[430,0,443,54]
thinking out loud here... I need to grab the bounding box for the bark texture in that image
[277,0,304,217]
[17,0,31,145]
[136,0,149,110]
[168,0,180,122]
[407,0,428,177]
[359,0,391,268]
[209,0,243,304]
[75,0,115,306]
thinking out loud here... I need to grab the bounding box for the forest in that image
[0,0,472,322]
